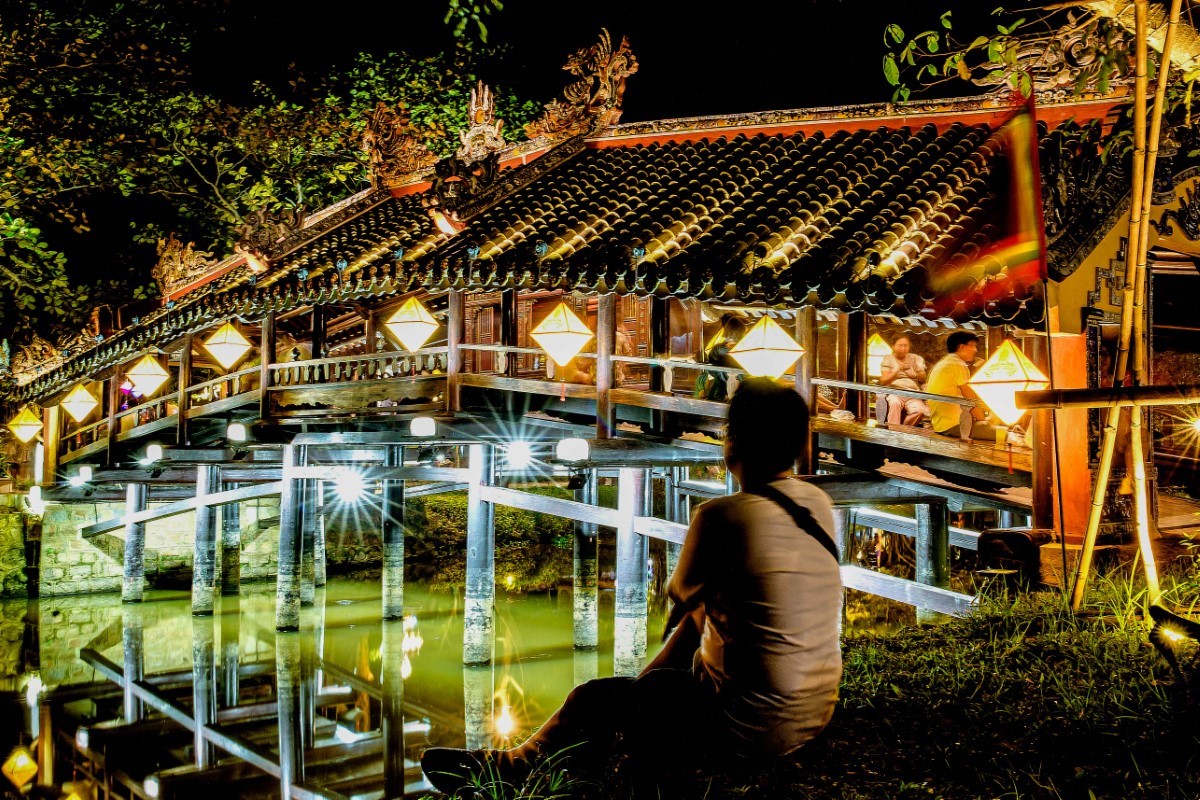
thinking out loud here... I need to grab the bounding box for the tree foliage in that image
[0,0,536,349]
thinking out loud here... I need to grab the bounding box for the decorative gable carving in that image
[362,102,437,190]
[525,29,638,140]
[152,233,218,296]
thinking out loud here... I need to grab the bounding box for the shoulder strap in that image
[747,484,841,564]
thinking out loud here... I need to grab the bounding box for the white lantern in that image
[531,302,594,368]
[966,340,1050,426]
[7,407,42,443]
[410,416,437,437]
[61,384,100,423]
[126,354,171,397]
[203,322,252,370]
[556,438,590,462]
[385,297,439,352]
[727,316,805,379]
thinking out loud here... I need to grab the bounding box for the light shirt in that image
[925,353,973,433]
[669,477,843,756]
[880,352,926,391]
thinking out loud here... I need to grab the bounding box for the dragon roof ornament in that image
[152,233,219,297]
[457,81,507,165]
[525,28,638,140]
[234,205,308,273]
[362,102,438,190]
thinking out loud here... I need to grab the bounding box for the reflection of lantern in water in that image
[400,655,412,680]
[494,704,516,738]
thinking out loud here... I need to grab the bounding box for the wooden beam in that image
[105,371,121,467]
[446,289,464,413]
[596,293,616,439]
[260,312,276,420]
[41,405,61,485]
[459,372,597,399]
[500,289,518,378]
[176,334,193,446]
[796,305,818,473]
[82,481,285,538]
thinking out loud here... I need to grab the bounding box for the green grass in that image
[433,568,1200,799]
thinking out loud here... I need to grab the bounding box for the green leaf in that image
[926,34,939,53]
[885,23,905,45]
[883,53,900,86]
[941,10,952,29]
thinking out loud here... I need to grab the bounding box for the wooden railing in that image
[269,348,449,388]
[188,367,261,408]
[59,417,109,460]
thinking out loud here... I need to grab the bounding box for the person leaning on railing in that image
[925,331,997,442]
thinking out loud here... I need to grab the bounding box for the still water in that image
[8,578,670,798]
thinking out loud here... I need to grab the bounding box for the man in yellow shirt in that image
[925,332,996,441]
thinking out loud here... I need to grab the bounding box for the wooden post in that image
[832,508,852,564]
[275,631,304,798]
[596,294,616,439]
[796,306,818,474]
[275,445,302,631]
[462,665,492,751]
[41,406,60,486]
[105,370,121,467]
[446,289,465,413]
[192,464,221,615]
[915,502,950,624]
[37,704,53,786]
[500,289,518,377]
[614,467,649,677]
[649,297,671,434]
[1028,334,1090,542]
[381,618,406,800]
[121,606,144,723]
[176,335,193,446]
[664,466,683,579]
[122,482,148,603]
[298,446,315,609]
[464,444,495,665]
[260,313,276,420]
[382,446,405,621]
[314,482,326,588]
[310,305,326,360]
[845,312,869,421]
[573,470,599,649]
[191,616,216,769]
[220,484,240,594]
[220,595,241,708]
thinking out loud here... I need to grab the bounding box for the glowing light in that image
[505,574,516,589]
[726,316,805,379]
[430,209,462,236]
[202,323,252,371]
[403,614,418,631]
[556,438,590,462]
[25,486,45,516]
[967,340,1050,426]
[61,384,100,423]
[126,355,171,397]
[1191,418,1200,435]
[2,745,37,788]
[506,441,533,470]
[866,418,879,428]
[7,407,42,443]
[530,302,594,368]
[226,422,248,442]
[400,655,413,680]
[334,469,367,503]
[494,704,516,738]
[78,466,93,483]
[1161,626,1188,644]
[867,334,893,379]
[23,674,42,707]
[384,297,440,352]
[143,444,164,464]
[410,416,436,437]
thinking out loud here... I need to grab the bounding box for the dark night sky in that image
[187,0,998,120]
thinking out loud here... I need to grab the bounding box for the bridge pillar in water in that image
[664,467,687,579]
[299,448,316,608]
[573,470,599,649]
[121,482,148,603]
[220,595,241,708]
[220,483,241,593]
[614,467,649,677]
[191,616,216,769]
[313,480,326,588]
[382,446,406,621]
[276,446,303,631]
[192,465,221,615]
[463,665,493,751]
[381,619,407,798]
[121,606,144,723]
[276,631,304,798]
[915,502,950,624]
[464,444,495,665]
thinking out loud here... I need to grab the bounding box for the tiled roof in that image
[408,122,1044,327]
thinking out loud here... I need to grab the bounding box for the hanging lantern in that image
[727,316,805,379]
[126,355,171,397]
[966,340,1050,426]
[385,297,439,352]
[203,323,252,370]
[61,384,99,423]
[7,407,42,444]
[2,744,37,788]
[867,334,893,379]
[530,302,594,368]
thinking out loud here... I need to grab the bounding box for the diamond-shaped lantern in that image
[203,323,251,370]
[61,384,99,423]
[7,407,42,444]
[2,744,37,788]
[385,297,439,352]
[867,333,893,379]
[126,355,171,397]
[531,302,594,368]
[966,340,1049,426]
[727,316,805,379]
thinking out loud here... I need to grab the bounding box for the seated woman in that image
[876,335,929,426]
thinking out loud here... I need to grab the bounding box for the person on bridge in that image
[927,331,998,441]
[420,378,844,793]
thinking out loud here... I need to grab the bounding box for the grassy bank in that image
[446,571,1200,799]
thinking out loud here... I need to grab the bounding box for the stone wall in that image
[0,495,27,596]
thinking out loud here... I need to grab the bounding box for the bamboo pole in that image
[1129,402,1161,600]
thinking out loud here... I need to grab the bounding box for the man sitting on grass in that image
[420,378,844,793]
